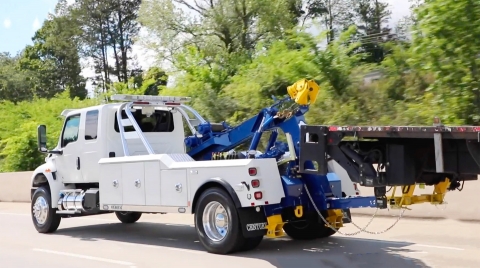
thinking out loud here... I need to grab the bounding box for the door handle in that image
[76,157,80,170]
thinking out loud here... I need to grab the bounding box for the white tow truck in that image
[30,93,360,254]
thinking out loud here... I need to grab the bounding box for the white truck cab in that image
[50,100,186,184]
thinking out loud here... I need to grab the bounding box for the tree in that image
[349,0,394,63]
[411,0,480,124]
[301,0,354,43]
[138,0,297,65]
[19,14,87,99]
[0,53,34,103]
[143,66,168,95]
[71,0,142,92]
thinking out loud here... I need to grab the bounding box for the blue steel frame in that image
[184,96,377,217]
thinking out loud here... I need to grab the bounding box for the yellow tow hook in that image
[294,205,303,218]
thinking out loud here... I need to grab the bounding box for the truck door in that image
[81,109,101,183]
[55,113,84,183]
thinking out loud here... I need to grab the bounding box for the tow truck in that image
[30,79,480,254]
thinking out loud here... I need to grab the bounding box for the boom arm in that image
[185,79,320,160]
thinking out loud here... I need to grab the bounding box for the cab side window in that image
[85,110,99,140]
[62,114,80,147]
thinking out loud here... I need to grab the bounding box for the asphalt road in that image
[0,203,479,268]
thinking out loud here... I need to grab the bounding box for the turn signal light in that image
[248,167,257,176]
[254,191,262,200]
[251,179,260,188]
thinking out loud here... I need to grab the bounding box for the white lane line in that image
[32,248,135,266]
[125,242,205,255]
[335,237,465,251]
[0,212,117,222]
[415,244,464,251]
[0,212,30,216]
[165,223,194,227]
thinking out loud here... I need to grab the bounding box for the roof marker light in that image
[111,94,191,104]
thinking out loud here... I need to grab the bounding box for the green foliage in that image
[410,0,480,124]
[19,15,87,100]
[0,91,98,172]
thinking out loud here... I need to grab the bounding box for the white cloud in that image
[3,18,11,29]
[32,18,41,31]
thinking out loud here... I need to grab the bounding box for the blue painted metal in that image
[327,196,377,210]
[183,94,378,218]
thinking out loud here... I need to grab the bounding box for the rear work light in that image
[248,167,257,176]
[251,179,260,188]
[254,191,262,200]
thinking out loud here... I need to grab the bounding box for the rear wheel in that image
[115,211,142,223]
[238,235,264,252]
[194,187,246,254]
[283,214,336,240]
[31,186,61,233]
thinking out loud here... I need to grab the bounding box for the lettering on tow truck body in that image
[241,181,251,191]
[246,222,267,231]
[103,205,120,210]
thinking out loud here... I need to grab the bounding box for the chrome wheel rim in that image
[33,196,49,225]
[202,201,229,242]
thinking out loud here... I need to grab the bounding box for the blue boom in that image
[183,79,378,226]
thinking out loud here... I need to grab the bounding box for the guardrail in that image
[0,171,478,221]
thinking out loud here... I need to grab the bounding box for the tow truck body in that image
[30,79,480,254]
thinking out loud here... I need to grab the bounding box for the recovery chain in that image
[303,184,406,236]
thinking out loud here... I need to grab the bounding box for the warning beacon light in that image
[110,94,191,105]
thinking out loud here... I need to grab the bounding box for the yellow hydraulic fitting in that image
[326,209,344,229]
[265,214,285,238]
[287,78,320,106]
[294,205,303,218]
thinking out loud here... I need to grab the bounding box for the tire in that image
[283,214,336,240]
[115,211,142,223]
[31,186,61,233]
[194,187,246,254]
[237,235,264,252]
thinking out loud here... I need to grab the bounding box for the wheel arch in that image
[31,173,50,200]
[30,163,71,208]
[191,177,242,214]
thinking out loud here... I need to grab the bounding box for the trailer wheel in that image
[283,215,336,240]
[115,211,142,224]
[194,187,245,254]
[31,186,61,233]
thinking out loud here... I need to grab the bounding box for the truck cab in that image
[46,101,186,184]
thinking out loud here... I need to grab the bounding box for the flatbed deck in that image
[327,125,480,140]
[298,124,480,190]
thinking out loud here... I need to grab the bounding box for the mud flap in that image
[237,206,268,238]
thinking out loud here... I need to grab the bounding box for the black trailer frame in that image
[299,122,480,195]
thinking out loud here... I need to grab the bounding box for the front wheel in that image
[115,211,142,223]
[194,187,246,254]
[31,186,62,233]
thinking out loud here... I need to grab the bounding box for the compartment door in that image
[160,169,188,207]
[122,162,146,206]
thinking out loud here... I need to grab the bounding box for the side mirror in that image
[37,125,48,153]
[37,125,63,155]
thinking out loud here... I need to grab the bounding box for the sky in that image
[0,0,412,68]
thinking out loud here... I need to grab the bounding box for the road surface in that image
[0,202,478,268]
